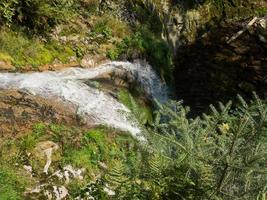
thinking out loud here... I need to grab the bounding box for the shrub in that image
[87,94,267,199]
[0,0,18,26]
[107,28,173,82]
[0,0,75,33]
[146,93,267,199]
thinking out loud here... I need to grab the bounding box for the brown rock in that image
[0,90,90,137]
[37,62,79,72]
[0,61,15,71]
[80,54,109,68]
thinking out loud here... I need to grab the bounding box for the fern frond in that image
[148,154,165,175]
[105,161,128,187]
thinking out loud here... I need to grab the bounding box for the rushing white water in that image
[0,61,168,138]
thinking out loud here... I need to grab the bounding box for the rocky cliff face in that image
[140,0,267,53]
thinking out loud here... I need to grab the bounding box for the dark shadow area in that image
[169,0,207,10]
[173,20,267,114]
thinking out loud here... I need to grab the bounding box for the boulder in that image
[32,141,60,174]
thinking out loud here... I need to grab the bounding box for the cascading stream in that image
[0,61,168,139]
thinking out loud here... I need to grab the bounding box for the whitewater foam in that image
[0,61,168,138]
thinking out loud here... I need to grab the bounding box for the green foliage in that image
[61,128,105,170]
[62,126,142,176]
[77,0,100,14]
[85,94,267,199]
[83,129,105,144]
[0,139,32,199]
[93,23,113,40]
[20,123,46,150]
[146,94,267,199]
[147,154,166,176]
[139,27,172,81]
[0,0,75,32]
[0,28,75,67]
[0,167,26,200]
[1,94,267,199]
[107,28,173,82]
[0,0,18,26]
[118,89,153,126]
[107,49,120,60]
[0,0,99,33]
[208,0,266,19]
[105,160,128,187]
[91,15,131,48]
[1,122,143,199]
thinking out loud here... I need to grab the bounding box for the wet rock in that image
[69,56,77,62]
[52,165,85,184]
[0,90,83,136]
[104,186,116,196]
[259,34,267,43]
[98,161,108,170]
[36,62,80,72]
[53,186,68,200]
[59,36,67,43]
[68,35,80,43]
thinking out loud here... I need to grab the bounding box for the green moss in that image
[0,52,13,63]
[118,89,153,125]
[0,28,75,68]
[0,167,26,200]
[64,146,99,170]
[20,123,46,150]
[107,48,120,60]
[61,128,107,170]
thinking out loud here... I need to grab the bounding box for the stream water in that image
[0,61,168,138]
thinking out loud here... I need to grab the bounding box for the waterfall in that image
[0,61,168,138]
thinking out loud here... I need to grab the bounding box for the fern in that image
[148,154,166,175]
[105,161,128,188]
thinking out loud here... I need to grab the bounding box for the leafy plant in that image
[0,0,18,26]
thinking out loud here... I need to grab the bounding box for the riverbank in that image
[1,1,267,199]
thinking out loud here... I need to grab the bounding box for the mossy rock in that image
[31,141,61,174]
